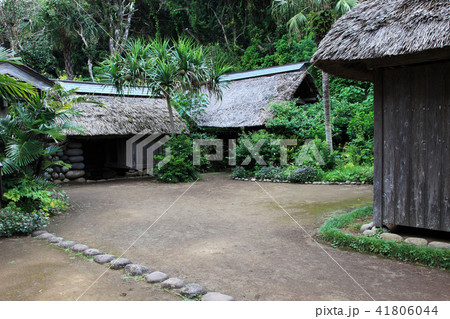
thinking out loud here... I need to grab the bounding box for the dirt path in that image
[1,173,449,300]
[0,237,177,301]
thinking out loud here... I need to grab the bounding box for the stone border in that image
[358,222,450,249]
[232,177,369,185]
[31,230,235,301]
[318,207,450,269]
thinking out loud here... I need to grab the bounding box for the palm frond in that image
[5,140,43,167]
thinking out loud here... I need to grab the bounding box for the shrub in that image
[0,177,68,237]
[231,166,247,179]
[288,165,318,183]
[153,134,200,183]
[319,206,450,269]
[235,130,283,169]
[255,166,285,180]
[343,135,374,166]
[323,165,373,183]
[293,138,338,170]
[0,205,49,237]
[3,177,69,214]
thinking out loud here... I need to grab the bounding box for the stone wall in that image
[43,142,86,183]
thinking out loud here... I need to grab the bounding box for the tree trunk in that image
[63,47,74,80]
[165,93,175,134]
[322,71,333,152]
[87,57,95,82]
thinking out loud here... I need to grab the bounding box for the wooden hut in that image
[197,62,319,129]
[311,0,449,232]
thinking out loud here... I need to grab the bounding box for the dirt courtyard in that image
[1,173,449,301]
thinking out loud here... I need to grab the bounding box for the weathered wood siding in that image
[373,61,450,232]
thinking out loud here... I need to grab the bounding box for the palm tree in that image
[272,0,358,151]
[97,37,231,132]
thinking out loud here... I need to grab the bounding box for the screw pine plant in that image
[97,37,231,132]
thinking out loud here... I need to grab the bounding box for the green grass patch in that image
[318,206,450,270]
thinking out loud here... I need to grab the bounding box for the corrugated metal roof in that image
[57,61,309,95]
[220,62,308,82]
[57,80,151,96]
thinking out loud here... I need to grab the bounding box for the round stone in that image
[428,241,450,250]
[71,163,85,170]
[160,278,185,289]
[110,258,132,270]
[61,166,70,173]
[202,292,235,301]
[145,271,169,283]
[68,156,84,163]
[32,230,47,237]
[380,233,403,242]
[73,177,86,183]
[124,264,151,276]
[72,244,89,252]
[83,249,102,256]
[360,222,374,232]
[363,230,375,236]
[49,237,64,243]
[94,254,116,264]
[405,237,428,246]
[180,284,207,298]
[37,233,54,240]
[66,149,83,156]
[65,170,85,179]
[67,142,82,149]
[59,241,77,248]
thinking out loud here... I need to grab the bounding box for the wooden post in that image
[373,70,384,227]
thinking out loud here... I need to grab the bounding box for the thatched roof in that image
[311,0,450,81]
[69,95,187,136]
[197,63,319,128]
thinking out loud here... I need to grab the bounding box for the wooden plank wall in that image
[373,61,450,231]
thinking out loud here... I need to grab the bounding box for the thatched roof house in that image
[197,62,319,128]
[312,0,450,232]
[311,0,450,81]
[56,81,187,179]
[59,81,187,136]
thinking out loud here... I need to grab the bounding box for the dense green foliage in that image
[0,54,79,237]
[323,165,373,183]
[0,85,85,176]
[0,177,68,237]
[153,134,200,183]
[319,207,450,269]
[231,83,374,184]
